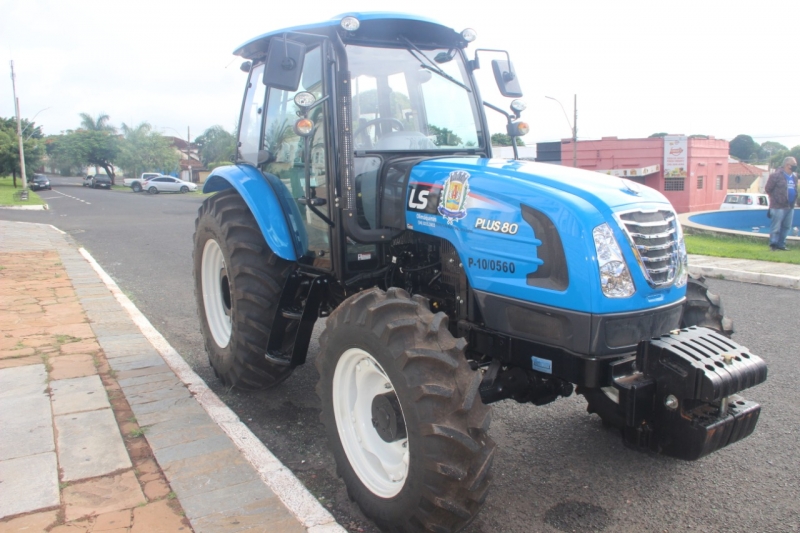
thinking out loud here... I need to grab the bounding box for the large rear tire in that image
[680,274,734,336]
[193,189,295,390]
[316,287,494,533]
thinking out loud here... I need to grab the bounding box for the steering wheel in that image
[353,118,404,148]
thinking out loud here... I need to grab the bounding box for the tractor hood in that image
[403,157,684,317]
[414,157,669,214]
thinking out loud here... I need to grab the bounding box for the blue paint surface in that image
[405,158,687,315]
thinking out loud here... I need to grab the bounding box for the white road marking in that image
[77,245,344,532]
[52,190,90,205]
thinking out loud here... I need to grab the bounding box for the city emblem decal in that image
[438,170,470,224]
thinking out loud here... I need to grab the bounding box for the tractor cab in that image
[231,13,524,280]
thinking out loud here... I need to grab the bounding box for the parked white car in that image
[719,193,769,210]
[123,173,164,192]
[145,176,198,194]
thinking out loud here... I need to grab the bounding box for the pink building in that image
[539,136,729,213]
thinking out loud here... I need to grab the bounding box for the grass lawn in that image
[0,177,45,206]
[685,233,800,264]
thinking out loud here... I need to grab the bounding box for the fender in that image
[203,164,307,261]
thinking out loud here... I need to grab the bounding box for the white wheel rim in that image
[201,239,232,348]
[333,348,409,498]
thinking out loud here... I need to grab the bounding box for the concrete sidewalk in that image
[688,253,800,290]
[0,222,798,533]
[0,221,344,533]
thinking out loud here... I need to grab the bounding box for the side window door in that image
[262,45,330,265]
[238,63,267,165]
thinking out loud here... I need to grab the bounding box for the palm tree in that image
[79,113,115,133]
[78,113,117,177]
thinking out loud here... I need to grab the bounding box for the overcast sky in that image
[2,0,798,152]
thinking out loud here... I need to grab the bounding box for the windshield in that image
[347,44,482,151]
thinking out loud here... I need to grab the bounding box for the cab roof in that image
[234,12,464,59]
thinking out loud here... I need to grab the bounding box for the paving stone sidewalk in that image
[0,222,338,533]
[0,248,188,532]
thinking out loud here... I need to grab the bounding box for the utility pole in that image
[10,61,28,195]
[572,94,578,168]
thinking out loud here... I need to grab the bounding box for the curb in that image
[78,247,346,533]
[688,265,800,290]
[0,204,47,210]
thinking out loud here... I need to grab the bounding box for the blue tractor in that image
[193,13,766,532]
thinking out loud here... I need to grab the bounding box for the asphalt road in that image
[2,176,798,533]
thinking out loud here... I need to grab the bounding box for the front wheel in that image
[148,186,158,194]
[193,189,295,389]
[316,288,494,533]
[180,186,189,193]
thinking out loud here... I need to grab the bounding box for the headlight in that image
[593,223,635,298]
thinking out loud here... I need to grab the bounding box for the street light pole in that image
[546,94,578,167]
[10,61,28,194]
[21,107,50,141]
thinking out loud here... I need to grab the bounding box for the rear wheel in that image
[193,189,295,389]
[132,183,142,193]
[317,288,494,533]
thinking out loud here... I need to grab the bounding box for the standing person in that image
[765,156,798,251]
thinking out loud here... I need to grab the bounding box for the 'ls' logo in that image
[407,183,437,213]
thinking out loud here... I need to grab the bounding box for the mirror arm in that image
[305,94,330,114]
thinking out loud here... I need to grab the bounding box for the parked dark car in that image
[29,174,51,191]
[84,175,112,189]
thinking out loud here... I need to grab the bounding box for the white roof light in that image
[341,16,360,31]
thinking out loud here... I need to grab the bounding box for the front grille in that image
[617,209,680,288]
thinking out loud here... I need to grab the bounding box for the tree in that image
[769,145,800,169]
[0,117,45,186]
[757,141,788,167]
[649,132,668,138]
[116,122,180,180]
[491,133,525,146]
[729,134,759,161]
[72,113,119,182]
[428,125,462,147]
[79,113,114,133]
[194,126,236,167]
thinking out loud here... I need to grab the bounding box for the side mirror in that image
[240,61,252,73]
[434,49,456,64]
[264,35,306,91]
[492,59,523,98]
[256,149,274,165]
